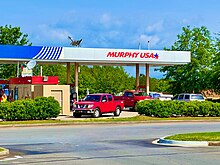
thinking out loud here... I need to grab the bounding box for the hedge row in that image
[136,100,220,118]
[0,96,61,121]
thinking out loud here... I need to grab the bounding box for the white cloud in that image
[146,21,163,33]
[99,13,123,29]
[182,18,190,24]
[138,34,160,48]
[31,24,71,46]
[100,13,111,25]
[38,24,70,41]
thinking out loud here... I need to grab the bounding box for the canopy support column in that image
[145,64,150,95]
[66,62,70,84]
[136,64,139,90]
[74,62,79,101]
[17,61,19,77]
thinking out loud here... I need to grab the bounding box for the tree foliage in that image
[77,66,135,98]
[40,65,136,98]
[0,25,32,79]
[39,64,67,85]
[2,25,218,95]
[210,34,220,92]
[139,75,171,93]
[159,26,216,94]
[0,25,31,45]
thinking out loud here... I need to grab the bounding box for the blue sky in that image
[1,0,220,78]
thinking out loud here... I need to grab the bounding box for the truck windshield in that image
[84,95,101,102]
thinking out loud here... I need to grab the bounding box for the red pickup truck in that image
[114,90,152,110]
[73,93,124,118]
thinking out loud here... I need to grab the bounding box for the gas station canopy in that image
[0,45,190,66]
[0,44,191,96]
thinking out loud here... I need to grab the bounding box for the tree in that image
[40,64,67,85]
[77,66,135,98]
[159,26,216,94]
[78,65,97,95]
[0,25,32,79]
[35,64,136,98]
[154,79,172,93]
[210,34,220,92]
[139,75,171,93]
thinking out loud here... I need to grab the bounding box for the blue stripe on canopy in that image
[0,45,62,60]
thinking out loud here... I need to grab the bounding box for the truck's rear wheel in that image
[114,106,121,116]
[93,108,100,118]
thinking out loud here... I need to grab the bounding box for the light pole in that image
[147,41,150,50]
[138,42,141,50]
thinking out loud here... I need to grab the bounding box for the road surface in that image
[0,122,220,165]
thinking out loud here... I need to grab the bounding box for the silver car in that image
[172,93,205,101]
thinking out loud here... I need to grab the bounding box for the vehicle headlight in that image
[87,104,94,108]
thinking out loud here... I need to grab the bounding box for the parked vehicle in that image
[149,92,173,101]
[114,90,152,110]
[73,93,124,118]
[172,93,205,102]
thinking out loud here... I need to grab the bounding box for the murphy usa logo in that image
[106,51,159,59]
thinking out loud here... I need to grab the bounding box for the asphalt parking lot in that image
[56,110,139,121]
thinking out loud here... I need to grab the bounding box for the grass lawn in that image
[0,115,220,126]
[165,132,220,141]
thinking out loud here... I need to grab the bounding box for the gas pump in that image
[70,85,77,110]
[14,86,18,101]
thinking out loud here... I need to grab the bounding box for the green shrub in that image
[137,100,174,118]
[209,102,220,117]
[0,102,10,119]
[20,99,36,120]
[185,101,200,117]
[34,96,61,120]
[136,100,149,115]
[136,100,220,118]
[198,101,210,116]
[8,100,26,120]
[153,101,173,118]
[0,96,61,121]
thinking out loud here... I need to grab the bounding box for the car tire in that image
[93,108,100,118]
[73,113,81,118]
[114,106,121,116]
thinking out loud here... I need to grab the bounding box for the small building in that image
[9,76,70,115]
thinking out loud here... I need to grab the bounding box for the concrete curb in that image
[1,119,220,128]
[0,147,9,157]
[153,137,208,147]
[152,136,220,147]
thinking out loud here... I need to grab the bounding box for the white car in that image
[149,92,173,101]
[172,93,205,102]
